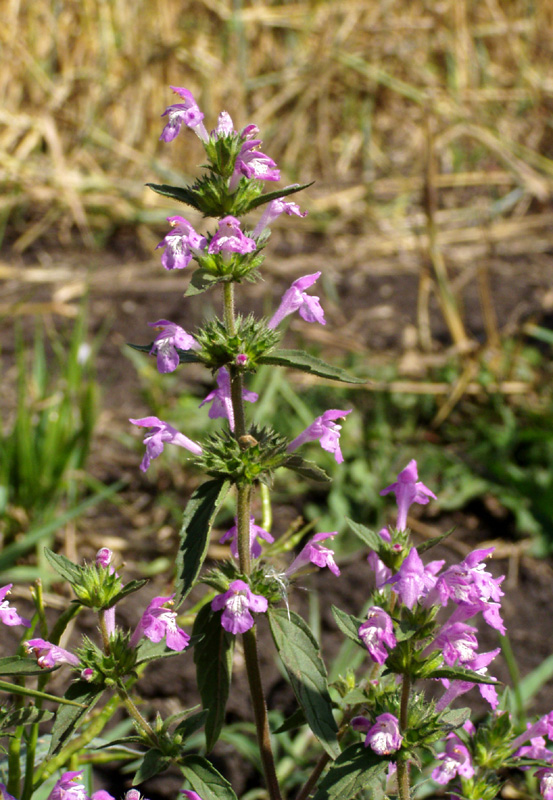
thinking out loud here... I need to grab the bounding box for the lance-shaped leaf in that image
[331,606,366,648]
[107,579,148,608]
[312,742,388,800]
[424,665,500,684]
[185,269,224,297]
[438,707,471,734]
[48,680,104,756]
[259,350,364,384]
[134,749,170,784]
[127,342,203,365]
[282,455,330,483]
[175,479,230,607]
[0,656,54,677]
[246,181,314,211]
[146,183,204,209]
[273,707,306,734]
[0,706,53,728]
[346,519,385,552]
[268,608,339,759]
[181,754,238,800]
[44,548,82,584]
[416,527,455,554]
[193,605,234,752]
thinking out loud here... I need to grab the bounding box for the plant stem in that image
[116,681,157,744]
[296,706,358,800]
[98,611,111,654]
[397,674,411,800]
[237,484,252,575]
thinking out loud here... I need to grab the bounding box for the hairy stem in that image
[237,484,252,576]
[397,674,411,800]
[116,681,157,744]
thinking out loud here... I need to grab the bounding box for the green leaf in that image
[135,637,199,666]
[108,579,148,608]
[312,742,388,800]
[438,707,471,733]
[426,666,499,684]
[134,748,170,783]
[282,455,331,482]
[43,548,82,583]
[268,608,339,759]
[416,527,455,554]
[193,605,234,752]
[246,182,314,211]
[346,519,384,551]
[273,707,306,734]
[185,269,223,297]
[0,706,53,727]
[0,656,53,677]
[174,709,209,740]
[331,606,365,647]
[175,479,230,607]
[127,342,203,364]
[146,183,203,209]
[181,754,238,800]
[258,350,364,383]
[0,680,84,706]
[48,680,104,755]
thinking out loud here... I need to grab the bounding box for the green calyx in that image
[203,133,244,180]
[196,425,289,485]
[77,632,138,683]
[195,245,266,283]
[195,315,281,371]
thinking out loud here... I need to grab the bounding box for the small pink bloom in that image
[48,772,88,800]
[0,584,30,628]
[148,320,199,374]
[358,606,396,665]
[25,639,80,669]
[129,416,202,472]
[431,733,474,785]
[156,216,207,271]
[286,532,340,577]
[130,595,190,652]
[160,87,208,143]
[253,193,307,237]
[288,409,352,464]
[199,368,258,431]
[208,216,256,255]
[268,272,325,329]
[536,769,553,800]
[211,580,268,635]
[220,516,274,560]
[353,713,403,755]
[380,460,436,531]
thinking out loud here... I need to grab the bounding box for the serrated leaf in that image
[175,479,230,607]
[193,606,234,752]
[185,269,222,297]
[146,183,202,209]
[268,608,339,759]
[258,350,364,383]
[438,707,471,733]
[346,519,384,551]
[0,657,53,677]
[134,748,170,783]
[44,548,82,584]
[127,342,202,365]
[174,709,209,740]
[331,606,366,647]
[282,455,331,482]
[312,742,388,800]
[427,666,499,684]
[48,681,104,755]
[416,527,455,554]
[246,182,314,210]
[181,754,238,800]
[273,707,306,734]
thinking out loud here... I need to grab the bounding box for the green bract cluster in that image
[78,632,138,684]
[195,315,281,371]
[196,425,289,485]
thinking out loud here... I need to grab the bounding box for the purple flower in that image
[431,733,474,785]
[0,584,30,628]
[268,272,325,329]
[252,193,307,237]
[91,793,114,800]
[429,621,479,666]
[230,139,280,188]
[436,648,500,712]
[0,785,17,800]
[96,547,117,636]
[208,216,256,255]
[512,712,553,751]
[160,86,208,143]
[288,408,352,464]
[433,548,504,608]
[286,532,340,577]
[536,769,553,800]
[212,111,235,138]
[386,548,444,610]
[48,772,88,800]
[182,793,204,800]
[220,516,274,559]
[25,639,80,669]
[156,216,207,270]
[353,713,403,755]
[367,528,392,589]
[211,580,268,634]
[199,367,258,431]
[148,320,199,374]
[130,595,190,652]
[129,416,202,472]
[380,460,436,531]
[358,606,396,665]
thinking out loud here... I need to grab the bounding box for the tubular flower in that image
[231,139,280,188]
[268,272,325,329]
[367,527,392,589]
[211,580,268,635]
[25,639,80,669]
[199,367,258,431]
[96,547,117,636]
[129,416,202,472]
[148,320,199,374]
[358,606,396,665]
[0,584,30,628]
[431,734,475,785]
[252,193,307,237]
[156,216,207,271]
[386,547,444,610]
[288,408,352,464]
[208,216,256,255]
[353,713,403,755]
[433,547,504,607]
[212,111,234,138]
[436,648,500,712]
[429,621,479,666]
[286,532,340,577]
[220,516,274,560]
[48,772,89,800]
[160,86,208,143]
[130,595,190,652]
[380,459,436,531]
[536,769,553,800]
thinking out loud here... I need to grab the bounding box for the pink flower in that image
[199,368,258,431]
[0,584,30,628]
[353,713,403,755]
[96,547,117,636]
[48,772,88,800]
[380,460,436,531]
[211,580,268,634]
[156,216,207,270]
[220,516,274,559]
[231,139,280,188]
[253,193,307,237]
[208,216,256,255]
[129,416,202,472]
[436,648,500,712]
[431,733,474,785]
[429,621,479,666]
[288,408,352,464]
[212,111,235,138]
[148,320,199,374]
[25,639,80,669]
[286,532,340,577]
[160,87,208,143]
[536,769,553,800]
[130,596,190,652]
[0,784,17,800]
[358,606,396,665]
[386,548,444,610]
[268,272,325,329]
[367,527,392,589]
